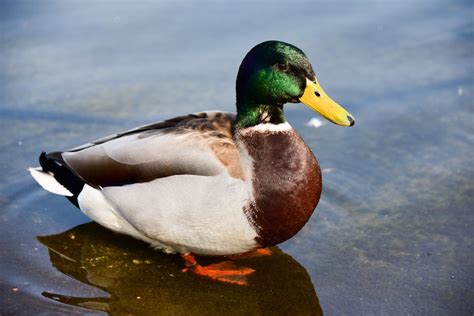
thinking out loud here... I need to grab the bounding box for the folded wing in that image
[58,111,244,187]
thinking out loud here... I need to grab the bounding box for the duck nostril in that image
[314,91,320,97]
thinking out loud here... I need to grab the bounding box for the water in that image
[1,1,473,314]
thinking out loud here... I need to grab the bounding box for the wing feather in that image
[59,112,243,187]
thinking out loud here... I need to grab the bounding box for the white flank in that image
[77,184,151,242]
[77,184,121,231]
[249,122,292,133]
[28,167,73,196]
[101,173,258,255]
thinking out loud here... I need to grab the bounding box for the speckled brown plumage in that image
[237,128,322,247]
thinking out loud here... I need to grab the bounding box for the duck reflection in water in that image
[38,222,323,315]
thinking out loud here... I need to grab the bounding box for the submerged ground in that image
[1,1,473,314]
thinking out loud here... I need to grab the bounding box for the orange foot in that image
[181,253,255,285]
[226,247,272,260]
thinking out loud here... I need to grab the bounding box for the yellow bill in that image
[299,78,355,127]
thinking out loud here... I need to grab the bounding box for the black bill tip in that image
[347,116,355,126]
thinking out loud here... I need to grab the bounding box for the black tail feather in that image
[39,152,85,207]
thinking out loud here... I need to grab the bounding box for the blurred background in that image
[1,0,473,314]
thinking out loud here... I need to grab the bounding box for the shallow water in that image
[1,1,473,314]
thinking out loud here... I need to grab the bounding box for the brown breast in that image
[237,128,322,247]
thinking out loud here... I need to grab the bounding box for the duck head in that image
[236,40,354,128]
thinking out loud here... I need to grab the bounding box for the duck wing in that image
[54,111,245,188]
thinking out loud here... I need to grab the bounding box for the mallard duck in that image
[30,40,354,285]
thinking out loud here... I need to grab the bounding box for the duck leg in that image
[226,247,272,260]
[181,253,255,285]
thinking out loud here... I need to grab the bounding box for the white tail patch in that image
[28,167,73,196]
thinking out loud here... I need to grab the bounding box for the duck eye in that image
[276,63,289,72]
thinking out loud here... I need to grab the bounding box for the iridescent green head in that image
[235,41,354,128]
